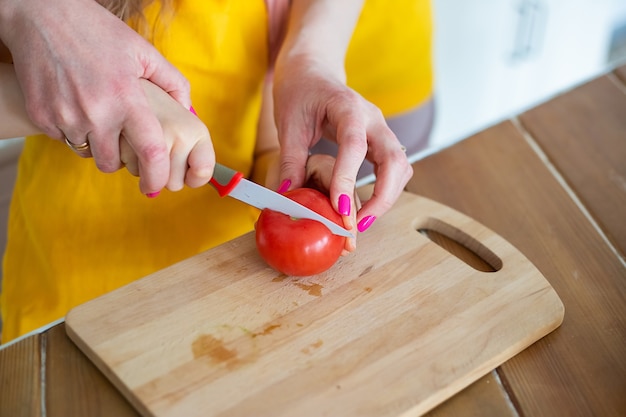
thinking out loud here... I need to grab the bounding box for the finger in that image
[276,112,311,191]
[86,127,124,172]
[185,138,215,188]
[184,104,214,188]
[141,48,192,109]
[123,105,169,195]
[62,133,93,159]
[340,209,357,255]
[304,154,357,254]
[339,180,360,254]
[303,154,335,194]
[345,188,361,251]
[167,139,187,192]
[330,116,368,215]
[119,136,139,177]
[356,144,413,232]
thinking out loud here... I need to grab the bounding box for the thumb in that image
[140,46,191,109]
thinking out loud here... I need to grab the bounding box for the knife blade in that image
[209,163,354,238]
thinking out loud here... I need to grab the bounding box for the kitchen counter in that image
[1,65,624,417]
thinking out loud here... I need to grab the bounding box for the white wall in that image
[429,0,626,150]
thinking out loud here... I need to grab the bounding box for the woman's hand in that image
[0,0,190,195]
[120,80,214,193]
[272,0,413,232]
[0,64,211,191]
[301,153,357,254]
[253,70,356,253]
[265,152,357,254]
[273,57,413,233]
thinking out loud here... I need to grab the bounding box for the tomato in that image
[255,188,345,276]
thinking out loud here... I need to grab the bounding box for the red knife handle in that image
[209,163,244,197]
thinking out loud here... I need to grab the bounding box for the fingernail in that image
[146,191,161,198]
[338,194,351,216]
[189,105,197,115]
[278,179,291,194]
[357,215,376,232]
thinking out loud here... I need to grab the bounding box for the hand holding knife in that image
[209,163,355,239]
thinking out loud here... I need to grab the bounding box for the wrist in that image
[275,51,346,88]
[276,0,364,83]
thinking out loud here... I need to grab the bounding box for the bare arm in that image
[251,73,281,189]
[0,62,214,192]
[273,0,412,233]
[0,63,39,138]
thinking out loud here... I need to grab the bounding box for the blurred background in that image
[427,0,626,153]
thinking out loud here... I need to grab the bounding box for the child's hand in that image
[120,80,215,193]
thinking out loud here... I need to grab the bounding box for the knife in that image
[209,163,354,238]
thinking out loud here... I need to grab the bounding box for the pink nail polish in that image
[338,194,351,216]
[278,179,291,194]
[357,215,376,232]
[146,191,161,198]
[189,105,197,116]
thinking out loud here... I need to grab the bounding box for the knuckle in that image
[180,77,191,93]
[347,136,368,156]
[26,107,50,129]
[95,158,122,173]
[376,195,395,215]
[167,180,184,192]
[138,141,169,164]
[405,163,414,181]
[279,153,305,173]
[26,103,62,137]
[186,164,213,188]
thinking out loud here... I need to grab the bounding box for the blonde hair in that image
[99,0,177,38]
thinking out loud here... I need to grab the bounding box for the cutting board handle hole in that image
[417,219,502,273]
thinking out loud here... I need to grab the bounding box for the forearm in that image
[252,73,281,188]
[0,63,40,139]
[276,0,364,81]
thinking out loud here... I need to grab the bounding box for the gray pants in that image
[310,99,435,179]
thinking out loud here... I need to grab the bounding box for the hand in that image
[120,80,214,192]
[301,153,357,254]
[0,0,190,195]
[273,57,413,232]
[265,152,358,253]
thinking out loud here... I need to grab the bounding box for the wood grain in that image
[613,64,626,84]
[0,333,41,417]
[406,119,626,417]
[2,65,623,417]
[45,324,138,417]
[65,192,563,417]
[425,372,516,417]
[518,74,626,257]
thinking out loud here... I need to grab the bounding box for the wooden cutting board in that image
[65,190,564,417]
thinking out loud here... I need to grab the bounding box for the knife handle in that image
[209,163,244,197]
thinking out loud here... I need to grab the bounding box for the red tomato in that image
[255,188,345,276]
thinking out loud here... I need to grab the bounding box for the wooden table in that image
[1,66,625,417]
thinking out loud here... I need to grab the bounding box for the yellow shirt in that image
[1,0,432,342]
